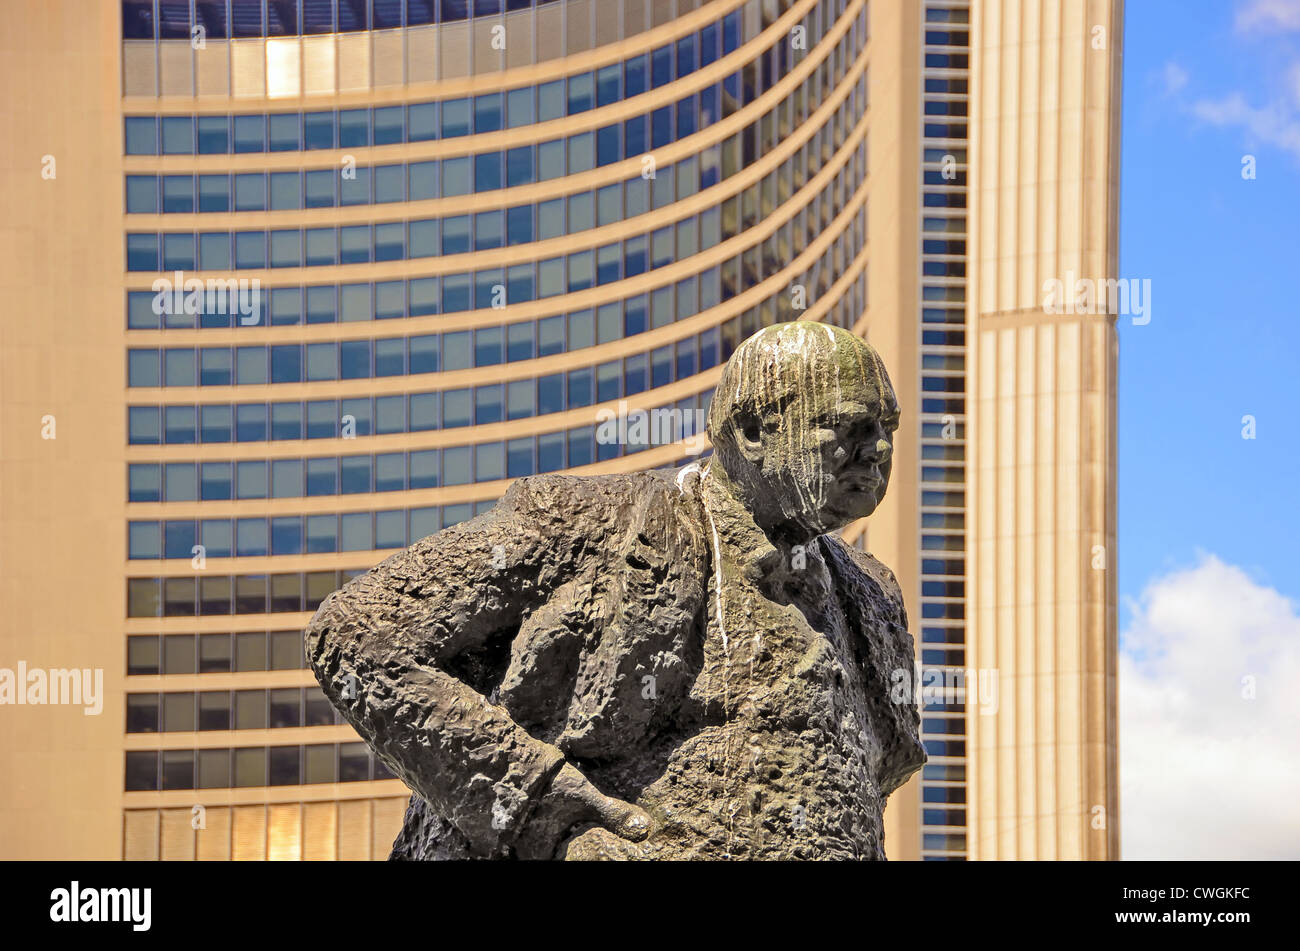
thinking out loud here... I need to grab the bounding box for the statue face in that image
[710,322,900,540]
[737,371,898,536]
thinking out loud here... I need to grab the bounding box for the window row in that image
[126,566,433,618]
[127,143,865,333]
[124,1,566,42]
[126,199,865,394]
[127,395,711,505]
[126,685,338,733]
[127,629,314,675]
[123,742,391,792]
[123,1,848,150]
[128,502,492,562]
[123,71,869,274]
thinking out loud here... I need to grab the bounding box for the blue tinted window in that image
[506,87,533,127]
[537,80,564,122]
[126,176,158,214]
[625,55,647,97]
[475,152,502,191]
[127,234,159,271]
[596,64,621,106]
[161,117,194,154]
[125,117,157,155]
[304,169,335,207]
[233,114,266,152]
[474,93,503,133]
[269,113,300,151]
[198,175,230,212]
[408,102,437,141]
[651,47,673,88]
[442,98,470,137]
[442,156,471,196]
[304,111,335,148]
[373,106,403,145]
[162,233,196,270]
[442,215,470,255]
[129,407,161,445]
[505,146,533,187]
[197,116,230,153]
[568,73,594,114]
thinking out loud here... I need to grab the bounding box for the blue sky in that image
[1118,0,1300,859]
[1120,0,1300,607]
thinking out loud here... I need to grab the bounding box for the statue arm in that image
[306,476,650,857]
[305,479,567,855]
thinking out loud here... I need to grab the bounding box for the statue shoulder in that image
[820,536,906,616]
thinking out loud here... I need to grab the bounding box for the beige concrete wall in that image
[965,0,1122,860]
[0,0,127,859]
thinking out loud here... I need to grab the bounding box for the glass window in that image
[304,111,335,149]
[442,389,471,428]
[233,114,266,152]
[234,231,266,268]
[537,80,564,121]
[338,109,369,147]
[122,234,151,274]
[506,87,533,128]
[374,106,403,145]
[409,161,438,202]
[270,229,301,268]
[269,171,301,210]
[409,449,440,489]
[408,338,438,379]
[304,169,335,207]
[305,285,336,324]
[306,400,337,439]
[340,225,370,263]
[375,453,405,492]
[537,139,564,180]
[442,98,471,138]
[374,164,404,203]
[306,515,338,553]
[235,460,266,499]
[125,116,157,155]
[340,166,370,206]
[161,116,194,155]
[474,93,503,133]
[568,132,595,174]
[442,156,471,196]
[538,314,564,355]
[306,457,337,496]
[408,101,437,141]
[126,176,158,214]
[271,344,303,382]
[340,513,372,551]
[375,510,405,548]
[442,446,471,485]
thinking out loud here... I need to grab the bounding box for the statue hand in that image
[513,762,650,860]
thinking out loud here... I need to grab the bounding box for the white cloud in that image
[1189,92,1300,161]
[1162,61,1189,95]
[1235,0,1300,32]
[1121,553,1300,860]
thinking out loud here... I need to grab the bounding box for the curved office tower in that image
[0,0,1117,861]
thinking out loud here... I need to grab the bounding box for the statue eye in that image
[742,421,761,442]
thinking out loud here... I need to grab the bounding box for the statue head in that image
[705,321,899,543]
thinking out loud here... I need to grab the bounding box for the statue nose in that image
[857,436,891,465]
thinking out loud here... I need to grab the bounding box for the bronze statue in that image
[306,321,925,860]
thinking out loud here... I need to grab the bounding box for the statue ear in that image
[733,411,765,466]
